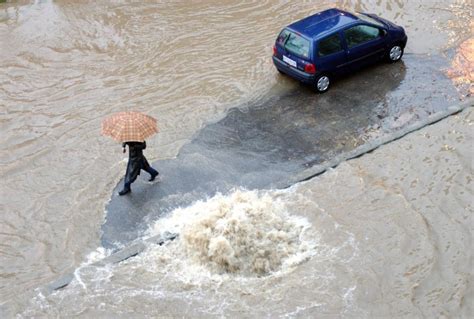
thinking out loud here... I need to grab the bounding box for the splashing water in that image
[148,190,315,276]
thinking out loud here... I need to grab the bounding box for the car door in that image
[315,31,346,75]
[342,24,386,69]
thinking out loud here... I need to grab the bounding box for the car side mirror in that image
[380,29,387,37]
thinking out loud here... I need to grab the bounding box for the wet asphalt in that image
[102,54,464,249]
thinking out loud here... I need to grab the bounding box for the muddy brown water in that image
[0,0,472,317]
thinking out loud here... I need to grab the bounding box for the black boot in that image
[119,187,131,196]
[149,171,159,182]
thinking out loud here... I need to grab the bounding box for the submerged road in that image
[102,54,466,249]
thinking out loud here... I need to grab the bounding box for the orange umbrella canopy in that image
[101,111,158,142]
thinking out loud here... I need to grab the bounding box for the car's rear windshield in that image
[277,29,310,58]
[353,12,385,28]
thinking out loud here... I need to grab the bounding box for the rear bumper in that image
[272,56,316,83]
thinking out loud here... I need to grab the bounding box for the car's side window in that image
[344,25,380,48]
[318,33,343,57]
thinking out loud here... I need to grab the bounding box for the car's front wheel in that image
[387,44,404,62]
[314,74,330,93]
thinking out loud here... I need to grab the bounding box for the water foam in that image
[147,189,315,276]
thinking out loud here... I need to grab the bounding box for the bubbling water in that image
[148,190,315,276]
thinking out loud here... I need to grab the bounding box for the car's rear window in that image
[277,29,310,58]
[318,33,343,57]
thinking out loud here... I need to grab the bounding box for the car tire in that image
[314,74,330,93]
[387,44,404,63]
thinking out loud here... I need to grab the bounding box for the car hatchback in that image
[272,8,407,93]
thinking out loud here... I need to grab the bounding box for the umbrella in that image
[101,111,158,142]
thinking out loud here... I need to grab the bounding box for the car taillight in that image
[304,63,316,74]
[273,45,277,56]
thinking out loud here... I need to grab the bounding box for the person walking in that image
[119,141,159,195]
[101,111,160,196]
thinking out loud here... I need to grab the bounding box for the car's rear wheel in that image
[315,74,330,93]
[387,44,403,62]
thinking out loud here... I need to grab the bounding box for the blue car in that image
[272,8,407,93]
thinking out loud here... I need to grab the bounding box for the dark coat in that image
[123,141,152,185]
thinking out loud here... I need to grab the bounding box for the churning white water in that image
[147,190,315,276]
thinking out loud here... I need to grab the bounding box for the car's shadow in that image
[102,54,461,249]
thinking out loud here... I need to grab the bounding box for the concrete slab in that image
[44,232,178,293]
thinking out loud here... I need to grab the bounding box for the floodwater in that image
[0,0,472,318]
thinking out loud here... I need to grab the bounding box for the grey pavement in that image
[102,54,467,249]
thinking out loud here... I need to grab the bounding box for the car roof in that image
[287,8,359,40]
